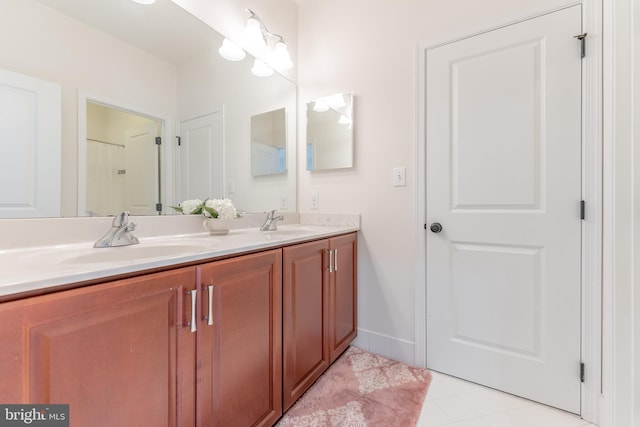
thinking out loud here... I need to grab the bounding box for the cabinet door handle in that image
[334,249,338,271]
[207,285,214,326]
[328,249,334,273]
[188,289,197,333]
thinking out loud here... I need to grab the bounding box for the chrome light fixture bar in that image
[218,8,293,77]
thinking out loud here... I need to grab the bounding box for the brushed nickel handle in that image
[328,249,334,273]
[207,285,214,326]
[334,249,338,271]
[188,289,197,333]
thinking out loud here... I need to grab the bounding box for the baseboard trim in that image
[352,328,417,366]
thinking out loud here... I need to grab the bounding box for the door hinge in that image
[580,200,586,220]
[574,33,587,58]
[156,203,163,213]
[155,136,162,145]
[580,362,585,383]
[176,136,181,146]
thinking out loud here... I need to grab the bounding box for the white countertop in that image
[0,218,359,300]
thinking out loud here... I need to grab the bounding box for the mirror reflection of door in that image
[177,111,224,202]
[86,101,161,216]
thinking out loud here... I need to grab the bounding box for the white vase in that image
[202,218,229,235]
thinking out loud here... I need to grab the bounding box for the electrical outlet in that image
[311,193,319,210]
[279,195,288,210]
[227,179,236,194]
[393,167,406,187]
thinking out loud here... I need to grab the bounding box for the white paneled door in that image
[425,6,582,414]
[178,111,223,202]
[125,123,159,215]
[0,68,61,218]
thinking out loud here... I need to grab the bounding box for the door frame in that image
[77,91,173,216]
[414,1,602,423]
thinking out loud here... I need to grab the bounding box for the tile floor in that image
[416,371,598,427]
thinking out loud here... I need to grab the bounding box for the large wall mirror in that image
[0,0,297,218]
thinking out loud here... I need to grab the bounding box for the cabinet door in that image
[0,268,197,427]
[282,240,330,410]
[197,250,282,427]
[329,233,358,362]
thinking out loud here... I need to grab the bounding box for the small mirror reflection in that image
[306,92,354,171]
[251,108,287,176]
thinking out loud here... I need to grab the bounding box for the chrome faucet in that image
[260,210,284,231]
[94,211,140,248]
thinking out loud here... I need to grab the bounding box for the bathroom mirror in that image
[306,92,354,171]
[0,0,297,217]
[251,108,287,176]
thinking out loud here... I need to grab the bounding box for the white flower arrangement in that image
[171,198,237,220]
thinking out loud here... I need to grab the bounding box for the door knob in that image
[430,223,443,233]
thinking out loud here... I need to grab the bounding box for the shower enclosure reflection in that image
[84,102,161,216]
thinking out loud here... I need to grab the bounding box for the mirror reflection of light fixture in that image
[219,8,293,75]
[328,93,346,109]
[252,59,274,77]
[313,99,330,112]
[339,115,352,126]
[219,38,246,61]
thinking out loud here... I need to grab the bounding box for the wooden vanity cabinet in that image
[328,233,358,362]
[0,267,197,427]
[282,233,358,409]
[282,239,331,410]
[0,232,355,427]
[195,249,283,427]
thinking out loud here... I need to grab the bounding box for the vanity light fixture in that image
[217,8,293,76]
[219,38,246,61]
[131,0,156,4]
[252,59,275,77]
[244,14,268,51]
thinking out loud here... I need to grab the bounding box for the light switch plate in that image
[393,167,406,187]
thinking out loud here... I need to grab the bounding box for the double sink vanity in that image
[0,213,359,427]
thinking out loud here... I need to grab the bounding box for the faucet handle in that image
[112,211,130,227]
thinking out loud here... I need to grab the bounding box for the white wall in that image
[0,0,177,217]
[297,0,585,363]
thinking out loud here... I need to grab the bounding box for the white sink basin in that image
[62,244,210,264]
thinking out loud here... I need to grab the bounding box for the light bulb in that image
[339,115,352,125]
[251,59,274,77]
[327,93,346,109]
[244,18,267,51]
[218,39,246,61]
[313,99,330,112]
[272,41,293,70]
